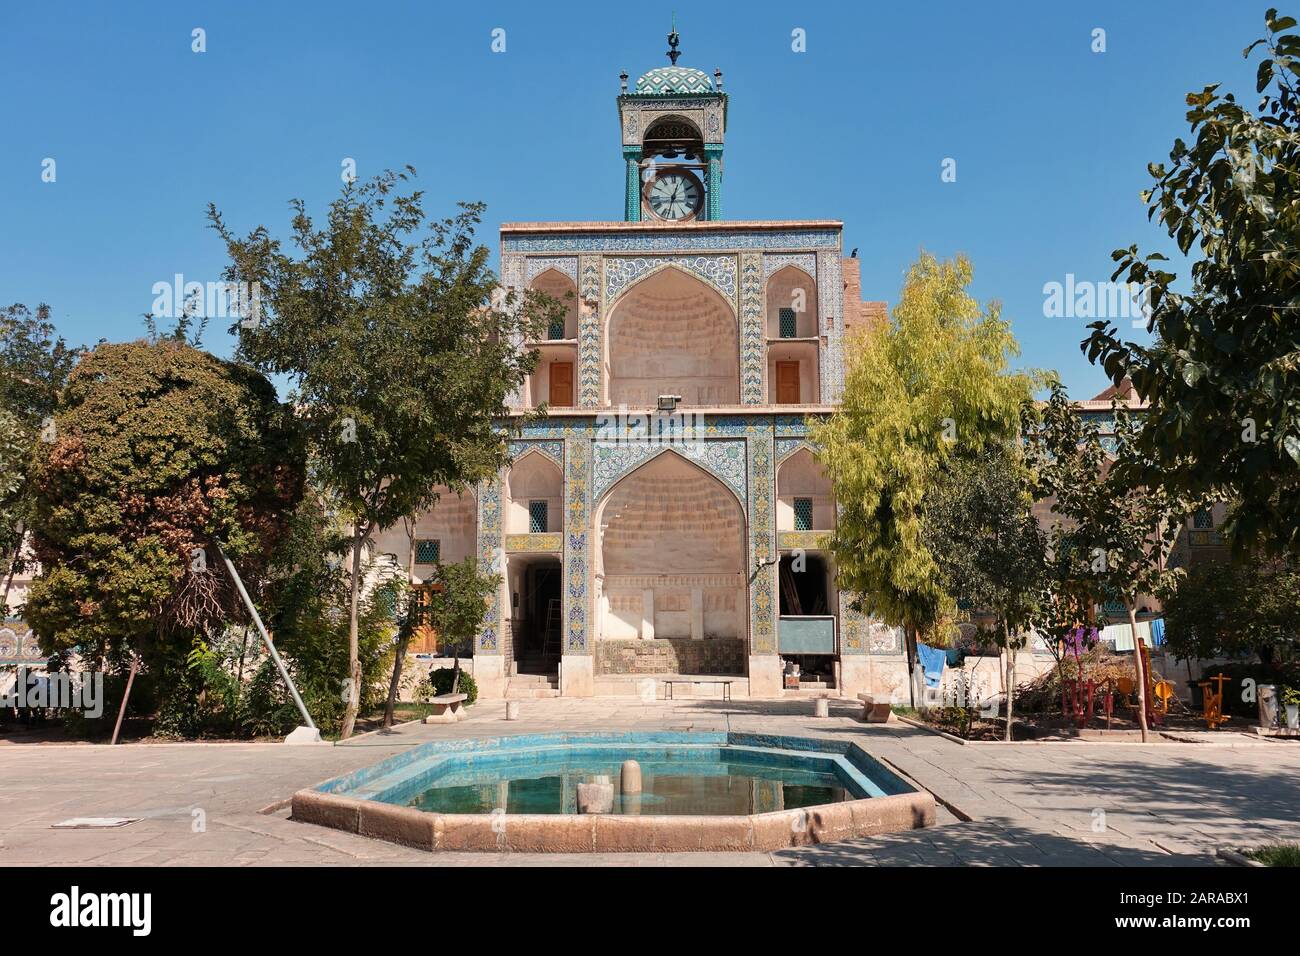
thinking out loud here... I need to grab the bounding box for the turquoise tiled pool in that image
[315,731,915,816]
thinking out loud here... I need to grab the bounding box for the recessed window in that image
[1192,508,1213,529]
[794,497,814,531]
[548,317,566,340]
[529,500,549,534]
[415,539,441,564]
[779,308,797,339]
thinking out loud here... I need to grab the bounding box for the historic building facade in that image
[374,34,908,699]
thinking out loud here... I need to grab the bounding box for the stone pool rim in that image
[291,731,937,853]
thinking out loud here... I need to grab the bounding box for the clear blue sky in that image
[0,1,1267,398]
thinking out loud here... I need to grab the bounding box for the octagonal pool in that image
[293,732,936,852]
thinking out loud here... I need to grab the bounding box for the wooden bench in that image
[858,693,892,723]
[663,679,733,701]
[422,692,469,724]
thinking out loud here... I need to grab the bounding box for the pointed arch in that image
[529,267,579,340]
[604,266,740,407]
[595,449,746,641]
[776,446,833,531]
[505,451,564,534]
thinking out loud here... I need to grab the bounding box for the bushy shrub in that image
[1195,659,1300,716]
[430,666,477,705]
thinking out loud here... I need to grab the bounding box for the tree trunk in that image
[1,533,24,614]
[233,624,248,707]
[382,522,417,730]
[1004,638,1017,743]
[110,655,140,745]
[903,625,919,708]
[383,635,409,730]
[339,531,365,740]
[1127,601,1149,742]
[450,656,462,696]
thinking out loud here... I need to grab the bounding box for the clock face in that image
[645,169,703,221]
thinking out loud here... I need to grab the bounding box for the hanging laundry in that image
[1150,618,1166,646]
[1102,623,1135,651]
[916,642,947,689]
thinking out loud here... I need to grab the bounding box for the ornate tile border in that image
[525,257,578,284]
[763,252,816,280]
[502,254,525,294]
[508,439,564,470]
[578,256,602,408]
[747,431,777,655]
[867,619,905,655]
[838,593,905,656]
[591,440,747,507]
[841,595,867,655]
[739,252,764,405]
[775,437,820,464]
[817,251,844,403]
[563,437,593,654]
[777,530,830,550]
[505,414,828,441]
[604,254,737,306]
[503,228,841,254]
[475,476,504,654]
[505,532,563,553]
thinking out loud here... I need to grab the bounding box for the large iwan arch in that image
[594,451,746,642]
[604,267,739,407]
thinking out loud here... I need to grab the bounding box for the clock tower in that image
[618,25,727,222]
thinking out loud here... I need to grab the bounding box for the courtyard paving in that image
[2,697,1296,866]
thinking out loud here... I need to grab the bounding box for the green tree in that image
[1026,383,1112,653]
[423,557,500,696]
[812,253,1037,703]
[1159,556,1300,666]
[922,440,1048,739]
[1084,9,1300,552]
[25,340,304,681]
[248,490,394,736]
[1028,383,1199,740]
[208,169,556,737]
[0,304,82,609]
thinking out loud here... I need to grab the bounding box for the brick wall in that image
[841,256,887,339]
[595,638,746,675]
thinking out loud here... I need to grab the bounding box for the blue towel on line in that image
[917,642,947,689]
[1150,618,1166,646]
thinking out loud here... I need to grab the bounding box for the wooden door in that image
[549,361,573,407]
[775,361,800,404]
[409,585,440,654]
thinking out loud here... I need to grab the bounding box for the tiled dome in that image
[634,65,714,95]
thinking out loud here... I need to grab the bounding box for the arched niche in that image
[776,447,834,531]
[605,267,739,408]
[765,265,819,339]
[505,451,564,534]
[595,450,745,641]
[529,268,579,340]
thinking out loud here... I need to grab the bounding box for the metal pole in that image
[213,540,316,730]
[110,655,139,745]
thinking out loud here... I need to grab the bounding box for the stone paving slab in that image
[2,697,1297,866]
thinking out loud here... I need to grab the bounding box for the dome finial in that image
[666,15,681,65]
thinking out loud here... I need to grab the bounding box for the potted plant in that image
[1282,686,1300,731]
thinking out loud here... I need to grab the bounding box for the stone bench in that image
[422,693,469,724]
[858,693,892,723]
[663,679,733,701]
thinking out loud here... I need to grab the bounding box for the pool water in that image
[405,752,851,815]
